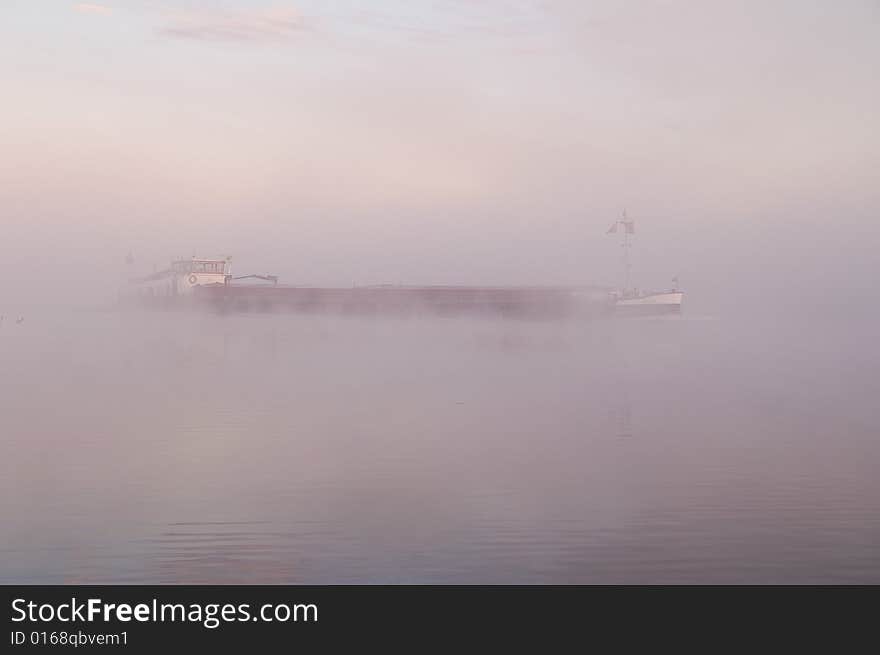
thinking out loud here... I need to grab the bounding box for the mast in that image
[622,210,631,293]
[607,210,635,294]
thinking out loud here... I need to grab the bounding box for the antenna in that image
[621,209,631,292]
[607,210,635,293]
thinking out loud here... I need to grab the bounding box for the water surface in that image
[1,309,877,583]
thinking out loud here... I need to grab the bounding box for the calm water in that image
[1,308,878,583]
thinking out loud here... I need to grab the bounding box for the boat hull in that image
[613,291,683,316]
[190,284,611,319]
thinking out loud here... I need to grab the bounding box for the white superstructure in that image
[122,257,231,301]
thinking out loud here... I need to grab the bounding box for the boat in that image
[120,256,609,318]
[605,212,684,316]
[119,214,683,318]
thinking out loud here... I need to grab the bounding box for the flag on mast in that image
[606,222,618,234]
[623,220,635,234]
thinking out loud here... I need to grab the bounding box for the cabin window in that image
[190,261,223,274]
[173,261,224,274]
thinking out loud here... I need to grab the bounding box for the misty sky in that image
[1,1,878,307]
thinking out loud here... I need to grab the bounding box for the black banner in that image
[3,585,875,650]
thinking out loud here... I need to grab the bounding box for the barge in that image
[120,257,611,318]
[120,215,683,318]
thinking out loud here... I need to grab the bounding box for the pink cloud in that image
[74,3,112,15]
[158,7,305,43]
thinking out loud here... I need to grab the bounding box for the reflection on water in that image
[1,310,878,583]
